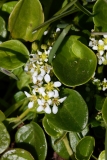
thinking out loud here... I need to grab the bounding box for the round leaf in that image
[102,97,107,125]
[0,40,29,70]
[93,0,107,31]
[0,110,6,121]
[1,148,34,160]
[98,150,105,160]
[43,117,64,138]
[0,16,7,38]
[2,1,17,14]
[15,122,47,160]
[75,136,95,160]
[52,36,97,87]
[8,0,44,42]
[46,88,88,132]
[51,137,70,160]
[0,122,10,154]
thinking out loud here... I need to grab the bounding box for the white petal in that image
[54,81,61,87]
[48,91,54,98]
[103,78,107,83]
[99,50,104,56]
[58,97,67,103]
[104,35,107,38]
[53,90,59,98]
[33,71,38,76]
[37,75,43,81]
[92,46,98,50]
[24,91,31,98]
[37,105,44,112]
[47,99,52,105]
[24,66,28,72]
[44,74,51,83]
[40,68,46,76]
[52,104,58,114]
[28,101,34,108]
[37,99,44,105]
[104,45,107,50]
[98,40,104,45]
[44,104,51,114]
[56,28,60,32]
[44,30,48,35]
[38,87,45,94]
[32,76,37,84]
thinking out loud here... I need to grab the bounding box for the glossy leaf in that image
[52,36,97,87]
[0,122,10,154]
[15,122,47,160]
[43,117,64,138]
[95,95,105,111]
[2,1,17,14]
[0,40,29,70]
[1,148,34,160]
[68,132,80,152]
[0,67,19,80]
[46,88,88,132]
[75,136,95,160]
[102,97,107,125]
[0,16,7,38]
[0,110,5,121]
[8,0,44,42]
[98,150,105,160]
[93,0,107,31]
[51,136,70,160]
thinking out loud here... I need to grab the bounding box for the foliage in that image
[0,0,107,159]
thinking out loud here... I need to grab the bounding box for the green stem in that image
[17,108,31,120]
[49,24,72,63]
[91,32,107,36]
[62,136,75,160]
[105,126,107,160]
[32,8,78,33]
[4,98,27,117]
[91,155,98,160]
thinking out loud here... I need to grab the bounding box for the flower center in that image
[45,82,54,91]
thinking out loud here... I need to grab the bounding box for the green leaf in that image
[95,95,105,111]
[2,1,17,14]
[0,122,10,154]
[0,40,29,70]
[8,0,44,42]
[98,150,105,160]
[0,16,7,38]
[1,148,34,160]
[0,67,19,80]
[15,122,47,160]
[43,117,64,138]
[68,132,80,152]
[51,136,70,160]
[52,36,97,87]
[93,0,107,31]
[46,88,88,132]
[75,136,95,160]
[102,97,107,125]
[0,110,5,121]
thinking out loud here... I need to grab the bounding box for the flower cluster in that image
[92,77,107,91]
[89,35,107,65]
[24,33,66,114]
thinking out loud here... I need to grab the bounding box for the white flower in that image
[44,74,51,83]
[37,98,51,114]
[24,91,37,109]
[56,28,60,32]
[44,30,48,35]
[28,101,34,108]
[52,104,58,114]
